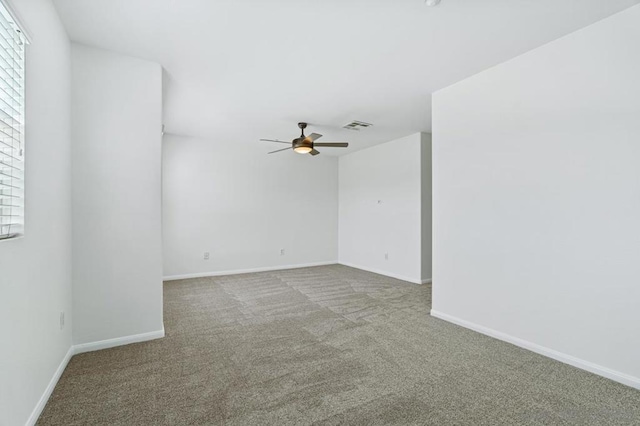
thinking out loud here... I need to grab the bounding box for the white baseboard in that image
[421,278,432,284]
[26,346,74,426]
[430,309,640,390]
[339,262,424,285]
[73,327,165,354]
[163,261,338,281]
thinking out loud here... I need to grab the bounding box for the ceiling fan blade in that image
[260,139,291,144]
[268,147,291,154]
[307,133,323,141]
[313,142,348,147]
[309,149,320,156]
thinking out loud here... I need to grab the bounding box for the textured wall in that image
[432,5,640,387]
[162,134,339,278]
[71,44,164,345]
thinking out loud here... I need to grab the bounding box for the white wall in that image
[339,133,430,284]
[71,44,164,345]
[432,5,640,388]
[0,1,72,425]
[162,135,338,278]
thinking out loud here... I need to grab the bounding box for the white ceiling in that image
[53,0,639,155]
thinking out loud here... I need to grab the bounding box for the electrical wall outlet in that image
[203,252,210,260]
[59,311,65,330]
[280,249,285,256]
[384,253,389,261]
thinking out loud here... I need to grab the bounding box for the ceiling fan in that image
[260,122,349,156]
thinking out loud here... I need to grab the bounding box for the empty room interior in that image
[2,0,640,424]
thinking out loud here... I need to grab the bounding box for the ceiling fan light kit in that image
[260,122,349,157]
[294,146,313,154]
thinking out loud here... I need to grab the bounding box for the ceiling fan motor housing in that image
[293,137,312,149]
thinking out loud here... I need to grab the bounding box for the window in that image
[0,1,26,240]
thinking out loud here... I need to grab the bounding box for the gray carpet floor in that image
[38,265,640,425]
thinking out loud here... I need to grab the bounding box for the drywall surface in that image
[432,5,640,385]
[0,1,72,424]
[162,134,339,278]
[71,44,164,345]
[420,133,432,282]
[339,133,427,283]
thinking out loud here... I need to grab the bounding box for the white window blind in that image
[0,1,25,240]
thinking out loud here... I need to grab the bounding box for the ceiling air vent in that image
[342,120,373,131]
